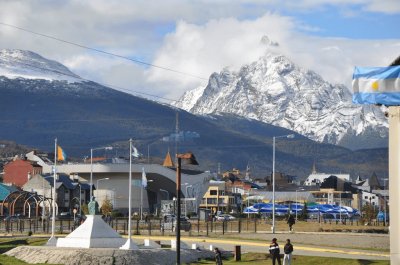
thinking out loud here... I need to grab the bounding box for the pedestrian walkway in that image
[131,235,389,261]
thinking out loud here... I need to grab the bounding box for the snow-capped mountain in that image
[0,49,81,82]
[174,53,388,148]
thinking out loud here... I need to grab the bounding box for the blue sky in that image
[0,0,399,100]
[290,8,399,39]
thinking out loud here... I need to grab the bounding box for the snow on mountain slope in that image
[0,49,81,82]
[173,53,388,147]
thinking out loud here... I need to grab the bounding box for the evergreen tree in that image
[101,196,113,216]
[299,201,308,220]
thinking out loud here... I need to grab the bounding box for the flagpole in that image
[47,138,57,246]
[120,138,138,250]
[140,177,143,221]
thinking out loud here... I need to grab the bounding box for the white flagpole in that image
[120,138,138,250]
[140,177,143,221]
[47,138,58,246]
[389,106,400,264]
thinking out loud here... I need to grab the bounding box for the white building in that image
[25,151,211,214]
[304,173,350,186]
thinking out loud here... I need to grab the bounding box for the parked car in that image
[216,214,235,221]
[161,217,191,232]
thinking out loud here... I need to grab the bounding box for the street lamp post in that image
[41,176,53,227]
[160,189,169,200]
[176,152,198,265]
[295,190,298,222]
[185,185,192,217]
[96,178,110,191]
[383,178,388,226]
[272,134,294,234]
[90,146,113,197]
[96,177,110,206]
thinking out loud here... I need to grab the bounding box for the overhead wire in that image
[0,22,208,81]
[1,57,181,103]
[0,22,210,103]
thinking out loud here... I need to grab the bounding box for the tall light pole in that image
[96,178,110,190]
[176,152,198,265]
[90,146,113,198]
[295,189,298,222]
[160,189,169,200]
[96,177,110,206]
[41,176,52,227]
[272,134,294,234]
[383,178,388,226]
[185,183,193,216]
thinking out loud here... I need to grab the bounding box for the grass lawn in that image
[0,237,389,265]
[0,237,58,265]
[191,253,390,265]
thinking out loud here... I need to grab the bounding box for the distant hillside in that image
[0,50,388,180]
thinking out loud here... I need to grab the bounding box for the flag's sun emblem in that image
[371,81,379,91]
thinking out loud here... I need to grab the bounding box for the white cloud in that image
[0,0,398,102]
[146,14,295,99]
[148,14,399,99]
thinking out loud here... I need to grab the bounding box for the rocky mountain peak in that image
[173,52,388,149]
[0,49,80,82]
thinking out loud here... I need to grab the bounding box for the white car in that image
[216,214,235,221]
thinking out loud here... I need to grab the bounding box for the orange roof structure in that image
[162,151,175,168]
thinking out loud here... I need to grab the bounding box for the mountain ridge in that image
[0,49,388,179]
[173,53,388,149]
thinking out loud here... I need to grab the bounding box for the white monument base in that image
[46,236,57,246]
[56,215,127,248]
[144,239,161,248]
[171,239,189,249]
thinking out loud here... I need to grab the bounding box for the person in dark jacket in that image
[283,239,294,265]
[214,247,223,265]
[269,238,281,265]
[287,215,295,231]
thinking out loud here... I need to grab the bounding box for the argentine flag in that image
[352,66,400,105]
[141,167,147,189]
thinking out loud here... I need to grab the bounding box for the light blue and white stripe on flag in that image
[142,167,147,189]
[352,66,400,105]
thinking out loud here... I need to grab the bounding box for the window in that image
[372,196,375,199]
[209,190,217,195]
[364,196,368,199]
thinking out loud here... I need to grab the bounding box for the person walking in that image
[283,239,294,265]
[269,238,281,265]
[287,214,295,232]
[214,247,223,265]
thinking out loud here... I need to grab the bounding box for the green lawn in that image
[191,253,390,265]
[0,237,390,265]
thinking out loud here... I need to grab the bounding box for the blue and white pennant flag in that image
[352,66,400,105]
[142,167,147,189]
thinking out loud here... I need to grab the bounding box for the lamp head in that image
[287,134,295,139]
[177,152,199,165]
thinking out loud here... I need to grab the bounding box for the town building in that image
[24,150,211,215]
[199,181,242,214]
[3,157,42,187]
[23,173,91,214]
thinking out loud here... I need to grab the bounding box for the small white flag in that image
[132,147,140,158]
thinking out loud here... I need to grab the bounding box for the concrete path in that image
[131,234,390,261]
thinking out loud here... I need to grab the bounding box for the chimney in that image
[70,174,79,182]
